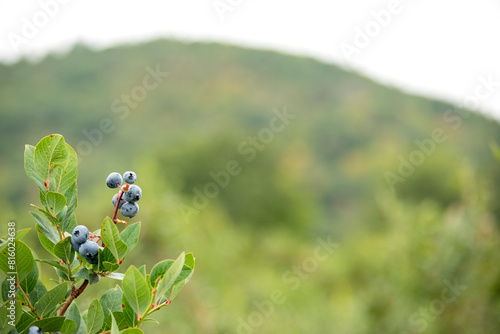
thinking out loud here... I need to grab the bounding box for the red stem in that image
[112,190,123,223]
[58,279,89,316]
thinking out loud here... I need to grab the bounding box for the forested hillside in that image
[1,39,500,333]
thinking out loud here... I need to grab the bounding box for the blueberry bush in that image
[0,134,195,333]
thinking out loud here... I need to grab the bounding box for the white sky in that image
[1,0,499,117]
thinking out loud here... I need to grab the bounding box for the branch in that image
[58,279,89,316]
[16,281,40,319]
[112,190,124,222]
[65,259,74,282]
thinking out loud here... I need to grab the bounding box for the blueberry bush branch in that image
[0,134,195,334]
[111,189,125,223]
[57,279,89,317]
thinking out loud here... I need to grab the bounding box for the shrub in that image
[0,134,194,333]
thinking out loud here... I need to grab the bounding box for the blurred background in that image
[1,1,500,333]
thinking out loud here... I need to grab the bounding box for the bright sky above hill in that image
[1,0,499,118]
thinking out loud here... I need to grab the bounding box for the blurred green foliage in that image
[1,39,500,333]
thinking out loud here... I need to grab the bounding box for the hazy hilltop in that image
[1,39,499,231]
[2,39,500,333]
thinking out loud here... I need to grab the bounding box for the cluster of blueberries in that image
[70,225,99,264]
[27,173,144,333]
[107,171,142,218]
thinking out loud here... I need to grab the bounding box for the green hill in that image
[2,39,500,229]
[1,39,500,333]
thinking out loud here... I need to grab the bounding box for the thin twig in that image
[58,279,89,316]
[112,190,123,223]
[16,281,40,319]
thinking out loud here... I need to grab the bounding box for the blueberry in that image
[28,326,43,334]
[123,171,137,184]
[78,240,99,264]
[106,172,123,189]
[71,225,89,251]
[112,193,126,209]
[70,237,81,253]
[121,202,139,218]
[123,185,142,203]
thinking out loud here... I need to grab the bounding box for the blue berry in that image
[70,238,81,253]
[121,202,139,218]
[106,172,123,188]
[123,185,142,203]
[123,171,137,184]
[78,240,99,264]
[71,225,89,251]
[28,326,42,334]
[112,193,126,209]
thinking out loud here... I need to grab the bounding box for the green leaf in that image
[86,299,105,334]
[185,252,195,269]
[65,180,78,204]
[29,280,47,306]
[122,266,152,318]
[14,228,31,241]
[150,253,194,288]
[15,312,36,333]
[112,311,128,330]
[0,300,22,332]
[15,288,30,306]
[120,222,141,254]
[103,261,120,272]
[100,286,123,330]
[99,247,117,269]
[155,252,185,304]
[82,312,88,330]
[37,259,67,272]
[27,316,66,333]
[56,268,71,281]
[110,312,120,334]
[63,213,78,236]
[73,268,89,280]
[66,302,82,334]
[45,191,67,215]
[138,265,146,278]
[89,272,100,285]
[57,141,79,194]
[31,212,60,244]
[143,318,159,324]
[18,261,38,294]
[0,240,35,283]
[164,253,195,303]
[106,272,125,280]
[150,260,173,286]
[121,297,137,327]
[33,205,61,229]
[54,236,75,264]
[1,277,10,302]
[177,263,195,283]
[165,279,188,302]
[40,188,47,208]
[121,329,144,334]
[33,135,68,191]
[57,205,69,224]
[60,182,78,233]
[60,318,77,334]
[101,217,128,264]
[71,256,81,269]
[24,144,45,192]
[76,315,88,334]
[35,224,56,254]
[35,282,68,317]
